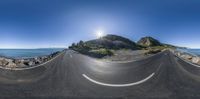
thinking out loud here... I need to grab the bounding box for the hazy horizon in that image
[1,0,200,48]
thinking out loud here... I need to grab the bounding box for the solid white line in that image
[177,56,200,67]
[82,73,155,87]
[0,51,65,70]
[172,52,200,68]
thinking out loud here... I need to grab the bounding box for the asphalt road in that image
[0,50,200,99]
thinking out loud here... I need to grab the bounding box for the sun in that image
[95,30,104,38]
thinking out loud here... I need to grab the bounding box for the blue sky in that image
[0,0,200,48]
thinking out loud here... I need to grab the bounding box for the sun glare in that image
[96,30,104,38]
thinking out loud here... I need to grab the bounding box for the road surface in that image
[0,50,200,99]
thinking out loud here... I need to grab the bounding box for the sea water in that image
[0,48,65,59]
[177,48,200,56]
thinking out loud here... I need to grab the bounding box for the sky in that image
[0,0,200,48]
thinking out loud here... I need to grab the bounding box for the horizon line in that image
[0,47,67,49]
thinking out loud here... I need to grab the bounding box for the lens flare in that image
[96,30,104,38]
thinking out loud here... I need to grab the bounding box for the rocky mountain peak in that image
[137,36,162,47]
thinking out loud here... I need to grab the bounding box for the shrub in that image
[89,49,113,58]
[145,49,161,55]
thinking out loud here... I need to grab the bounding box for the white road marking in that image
[172,52,200,68]
[178,56,200,67]
[82,73,155,87]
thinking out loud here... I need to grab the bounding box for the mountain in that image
[137,36,162,47]
[69,34,177,58]
[69,34,141,58]
[85,34,140,50]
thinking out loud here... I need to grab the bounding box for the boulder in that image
[34,57,42,64]
[173,50,200,65]
[28,61,36,66]
[0,51,61,68]
[14,59,26,66]
[177,52,181,56]
[0,58,9,66]
[180,54,193,60]
[192,57,200,64]
[7,61,17,68]
[41,56,48,62]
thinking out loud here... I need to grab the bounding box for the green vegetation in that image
[89,49,113,58]
[137,37,177,55]
[145,46,168,50]
[85,34,141,50]
[144,48,162,55]
[143,46,175,55]
[69,40,113,58]
[69,34,177,58]
[69,35,141,58]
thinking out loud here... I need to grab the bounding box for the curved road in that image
[0,50,200,98]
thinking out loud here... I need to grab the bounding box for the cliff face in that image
[137,37,162,47]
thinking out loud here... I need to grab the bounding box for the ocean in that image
[0,48,65,59]
[177,49,200,56]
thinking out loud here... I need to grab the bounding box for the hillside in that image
[69,34,176,58]
[85,34,140,50]
[137,36,162,47]
[69,34,141,58]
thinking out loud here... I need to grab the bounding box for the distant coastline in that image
[0,48,65,68]
[177,48,200,56]
[0,48,65,59]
